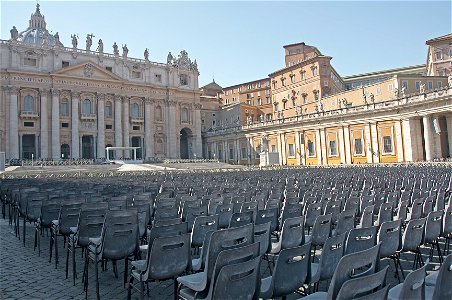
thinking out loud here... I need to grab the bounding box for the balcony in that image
[20,111,39,119]
[80,113,97,121]
[131,116,144,124]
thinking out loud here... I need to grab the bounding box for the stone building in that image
[204,36,452,165]
[0,4,202,161]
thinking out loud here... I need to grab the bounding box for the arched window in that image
[105,101,112,117]
[155,105,163,121]
[82,99,91,115]
[24,95,35,112]
[181,107,189,123]
[60,99,69,116]
[131,103,140,118]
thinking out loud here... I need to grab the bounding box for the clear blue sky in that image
[1,1,451,88]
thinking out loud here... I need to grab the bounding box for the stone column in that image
[370,122,380,163]
[315,129,322,165]
[294,130,301,165]
[51,89,60,159]
[423,115,434,161]
[144,98,154,159]
[338,127,346,164]
[343,126,352,164]
[394,120,404,162]
[71,91,80,159]
[39,89,49,159]
[193,103,203,158]
[364,124,373,163]
[446,115,452,158]
[236,139,241,164]
[122,97,130,158]
[114,94,123,151]
[96,93,105,159]
[277,133,282,165]
[8,87,19,159]
[320,128,327,165]
[280,132,286,165]
[402,119,414,162]
[247,137,252,165]
[167,100,177,158]
[432,116,443,159]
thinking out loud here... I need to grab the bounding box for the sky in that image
[1,1,451,88]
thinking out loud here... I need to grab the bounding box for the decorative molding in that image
[51,88,60,97]
[193,103,202,110]
[114,94,122,102]
[71,91,80,98]
[39,88,50,96]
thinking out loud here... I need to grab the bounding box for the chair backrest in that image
[280,216,305,250]
[424,210,443,244]
[444,206,452,236]
[40,199,62,227]
[354,285,389,300]
[359,205,375,228]
[212,256,261,300]
[376,202,393,226]
[145,233,191,281]
[271,243,311,298]
[76,208,107,247]
[191,215,218,248]
[345,226,377,255]
[305,202,322,228]
[396,260,427,299]
[58,199,85,235]
[26,194,46,222]
[148,222,188,246]
[185,205,208,232]
[410,198,424,220]
[324,200,342,225]
[431,253,452,299]
[102,209,139,260]
[253,222,271,256]
[402,218,426,252]
[422,196,435,217]
[154,207,179,221]
[336,266,389,300]
[377,219,402,258]
[229,211,254,228]
[334,210,355,237]
[327,243,381,299]
[310,214,332,247]
[255,208,278,232]
[317,233,347,281]
[216,203,234,228]
[205,242,260,300]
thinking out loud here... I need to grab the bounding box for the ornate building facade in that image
[0,4,202,160]
[203,35,452,165]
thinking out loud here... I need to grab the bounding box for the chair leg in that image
[434,240,443,264]
[174,278,178,300]
[396,253,405,280]
[55,233,59,269]
[124,258,129,288]
[95,253,100,300]
[140,279,145,300]
[23,216,26,246]
[66,245,70,279]
[127,275,134,300]
[34,227,38,252]
[73,245,77,286]
[391,256,401,283]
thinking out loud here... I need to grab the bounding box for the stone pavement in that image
[0,213,445,300]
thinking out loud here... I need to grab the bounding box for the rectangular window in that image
[106,124,113,130]
[324,80,329,86]
[131,71,141,79]
[312,67,318,76]
[354,138,363,155]
[60,102,69,116]
[415,81,420,90]
[62,61,70,68]
[105,66,113,72]
[241,147,246,159]
[428,81,433,90]
[61,122,69,128]
[257,98,262,105]
[229,148,234,160]
[307,141,315,157]
[329,140,337,156]
[273,81,277,89]
[24,121,34,127]
[291,76,295,84]
[255,146,261,155]
[402,81,408,89]
[269,145,275,153]
[435,51,443,60]
[383,136,393,154]
[301,71,305,80]
[132,125,140,130]
[179,74,188,85]
[388,84,393,91]
[288,144,295,157]
[376,87,381,95]
[155,74,162,82]
[218,149,223,160]
[437,81,442,89]
[24,57,37,66]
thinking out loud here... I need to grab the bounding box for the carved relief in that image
[84,63,93,77]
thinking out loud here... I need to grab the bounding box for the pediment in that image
[52,62,123,81]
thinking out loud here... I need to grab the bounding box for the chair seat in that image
[259,276,273,299]
[425,285,435,299]
[387,283,403,300]
[298,291,328,299]
[309,263,320,283]
[305,235,312,243]
[131,259,147,272]
[425,271,438,286]
[192,257,202,272]
[179,287,203,300]
[177,271,206,292]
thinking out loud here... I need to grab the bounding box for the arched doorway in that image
[180,128,193,159]
[105,144,113,159]
[61,144,70,159]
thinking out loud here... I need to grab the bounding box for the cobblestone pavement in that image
[0,214,445,300]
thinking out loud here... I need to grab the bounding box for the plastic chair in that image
[255,208,278,233]
[345,226,377,255]
[336,266,389,300]
[376,202,393,226]
[279,203,303,230]
[305,202,322,234]
[358,205,374,229]
[333,210,355,237]
[271,216,305,255]
[229,211,254,228]
[425,253,452,300]
[377,219,403,282]
[191,215,218,251]
[306,214,332,256]
[388,260,428,300]
[423,210,444,264]
[441,206,451,255]
[215,203,234,229]
[260,243,311,299]
[128,233,191,300]
[254,222,271,257]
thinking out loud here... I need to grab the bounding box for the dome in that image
[14,3,64,47]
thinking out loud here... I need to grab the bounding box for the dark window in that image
[106,124,113,130]
[62,61,69,68]
[132,125,140,130]
[24,121,34,127]
[105,66,112,72]
[61,122,69,128]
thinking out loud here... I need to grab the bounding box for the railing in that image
[20,111,39,118]
[131,116,144,123]
[81,113,97,120]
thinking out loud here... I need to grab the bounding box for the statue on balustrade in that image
[113,42,119,56]
[86,33,94,51]
[97,39,104,53]
[71,34,78,49]
[144,48,149,61]
[122,44,128,58]
[10,26,18,40]
[420,82,425,94]
[448,73,452,88]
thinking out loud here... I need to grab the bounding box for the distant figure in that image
[10,26,18,40]
[144,48,149,61]
[86,33,94,51]
[401,86,407,97]
[122,44,128,58]
[54,32,60,44]
[448,73,452,88]
[42,31,49,45]
[71,34,78,48]
[97,39,103,53]
[167,52,174,64]
[419,82,425,94]
[370,93,375,103]
[113,42,119,56]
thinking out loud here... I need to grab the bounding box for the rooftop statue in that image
[97,39,103,53]
[10,26,18,40]
[122,44,128,58]
[113,42,119,56]
[167,52,174,64]
[71,34,78,49]
[86,33,94,51]
[144,48,149,61]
